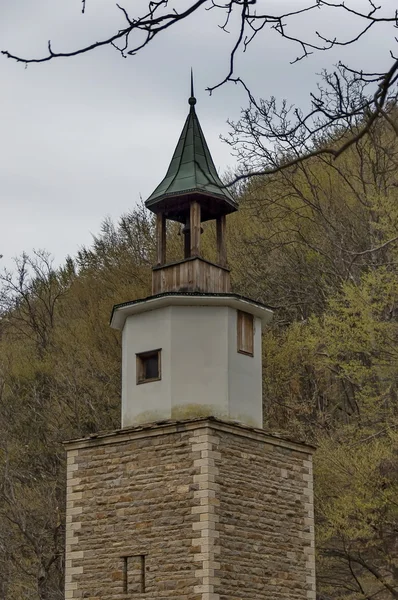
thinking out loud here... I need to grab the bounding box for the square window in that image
[136,350,161,384]
[237,310,254,356]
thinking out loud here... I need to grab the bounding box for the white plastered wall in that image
[227,310,263,427]
[122,306,172,426]
[121,304,263,428]
[169,306,229,420]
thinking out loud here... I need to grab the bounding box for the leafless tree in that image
[0,250,71,354]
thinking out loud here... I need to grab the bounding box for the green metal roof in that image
[146,86,237,212]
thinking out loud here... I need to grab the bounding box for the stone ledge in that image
[63,416,315,454]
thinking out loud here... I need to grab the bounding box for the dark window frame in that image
[136,349,162,384]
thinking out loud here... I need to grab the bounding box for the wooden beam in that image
[156,212,166,265]
[216,215,227,267]
[184,230,191,258]
[190,201,201,257]
[183,217,191,258]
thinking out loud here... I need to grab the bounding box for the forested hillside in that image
[1,116,398,599]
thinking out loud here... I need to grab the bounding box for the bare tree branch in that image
[224,59,398,184]
[1,0,398,180]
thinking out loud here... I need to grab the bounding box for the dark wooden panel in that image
[237,310,254,356]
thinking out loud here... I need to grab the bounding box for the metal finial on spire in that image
[189,68,196,106]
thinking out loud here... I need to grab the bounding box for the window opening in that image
[136,349,161,384]
[237,311,254,356]
[122,554,146,594]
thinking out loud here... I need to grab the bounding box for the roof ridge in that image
[162,110,192,204]
[194,109,223,189]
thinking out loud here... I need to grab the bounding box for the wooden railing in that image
[152,257,230,295]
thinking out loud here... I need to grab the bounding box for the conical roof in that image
[145,82,237,221]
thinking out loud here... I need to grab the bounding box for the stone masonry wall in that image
[215,426,315,600]
[65,419,314,600]
[65,428,201,600]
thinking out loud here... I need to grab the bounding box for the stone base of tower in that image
[64,418,315,600]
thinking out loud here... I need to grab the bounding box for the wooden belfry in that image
[145,74,238,294]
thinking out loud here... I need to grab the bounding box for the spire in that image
[189,68,196,107]
[145,75,238,222]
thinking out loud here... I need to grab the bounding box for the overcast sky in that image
[0,0,396,270]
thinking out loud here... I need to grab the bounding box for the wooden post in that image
[156,212,166,265]
[190,201,201,257]
[183,217,191,259]
[216,214,227,266]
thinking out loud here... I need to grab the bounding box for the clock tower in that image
[64,81,316,600]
